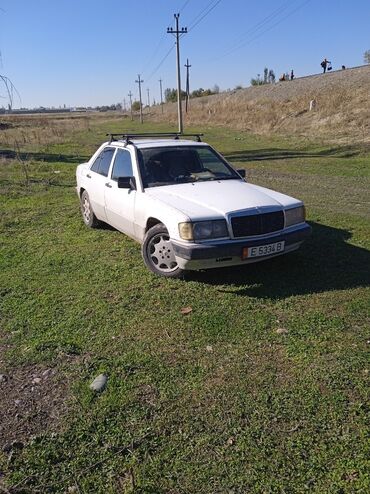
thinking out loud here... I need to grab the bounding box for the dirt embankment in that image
[152,65,370,143]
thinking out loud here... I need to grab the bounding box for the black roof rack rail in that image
[106,132,203,144]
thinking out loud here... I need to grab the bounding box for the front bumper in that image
[172,223,311,270]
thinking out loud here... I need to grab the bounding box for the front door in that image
[104,148,136,237]
[88,147,116,222]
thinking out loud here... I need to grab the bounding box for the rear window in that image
[90,147,115,177]
[98,148,115,177]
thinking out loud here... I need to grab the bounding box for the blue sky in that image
[0,0,369,108]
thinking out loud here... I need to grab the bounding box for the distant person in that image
[290,70,295,80]
[321,58,331,73]
[279,73,286,81]
[341,65,346,70]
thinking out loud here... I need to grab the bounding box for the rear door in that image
[88,147,116,221]
[104,148,137,237]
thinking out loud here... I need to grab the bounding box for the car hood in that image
[145,180,301,220]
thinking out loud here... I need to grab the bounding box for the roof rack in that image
[106,132,203,144]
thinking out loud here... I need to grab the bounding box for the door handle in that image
[105,182,112,188]
[86,174,91,178]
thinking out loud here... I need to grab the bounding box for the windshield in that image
[137,145,240,188]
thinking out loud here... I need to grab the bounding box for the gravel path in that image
[224,65,370,103]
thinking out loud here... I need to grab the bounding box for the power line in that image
[186,0,218,29]
[140,2,183,78]
[142,1,219,87]
[179,0,191,13]
[187,0,222,32]
[242,0,312,51]
[216,0,312,60]
[140,32,166,76]
[139,1,220,92]
[141,0,191,78]
[224,0,295,54]
[146,42,176,82]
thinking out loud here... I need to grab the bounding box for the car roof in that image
[108,139,209,150]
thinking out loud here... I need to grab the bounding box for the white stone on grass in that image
[89,374,107,392]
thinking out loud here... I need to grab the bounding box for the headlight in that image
[178,222,193,240]
[179,220,228,241]
[285,206,305,227]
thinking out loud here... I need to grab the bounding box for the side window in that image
[90,152,102,173]
[98,148,115,177]
[111,149,133,181]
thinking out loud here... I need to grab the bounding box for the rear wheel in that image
[80,190,100,228]
[142,223,185,278]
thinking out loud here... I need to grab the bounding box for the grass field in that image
[0,114,369,493]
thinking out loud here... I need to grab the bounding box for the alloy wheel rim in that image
[148,233,178,272]
[82,196,90,223]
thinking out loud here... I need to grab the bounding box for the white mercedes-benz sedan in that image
[76,133,311,278]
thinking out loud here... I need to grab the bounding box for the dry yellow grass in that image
[152,65,370,143]
[0,112,127,151]
[0,114,92,149]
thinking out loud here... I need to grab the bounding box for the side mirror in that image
[237,168,246,179]
[117,176,136,190]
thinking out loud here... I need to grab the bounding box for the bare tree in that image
[364,50,370,64]
[0,74,21,110]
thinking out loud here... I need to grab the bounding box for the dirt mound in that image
[153,65,370,143]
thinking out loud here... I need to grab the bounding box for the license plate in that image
[245,241,285,259]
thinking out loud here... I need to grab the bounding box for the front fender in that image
[135,193,190,242]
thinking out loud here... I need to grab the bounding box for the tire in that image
[80,190,100,228]
[142,223,185,278]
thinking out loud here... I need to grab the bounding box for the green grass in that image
[0,116,369,493]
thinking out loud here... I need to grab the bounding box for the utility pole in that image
[184,58,191,113]
[167,13,187,133]
[128,91,133,121]
[147,87,150,108]
[135,74,144,124]
[159,78,164,114]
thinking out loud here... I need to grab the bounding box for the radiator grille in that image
[231,211,284,238]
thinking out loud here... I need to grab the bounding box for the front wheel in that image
[142,224,185,278]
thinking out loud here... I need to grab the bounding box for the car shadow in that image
[97,221,116,231]
[223,145,361,163]
[187,222,370,299]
